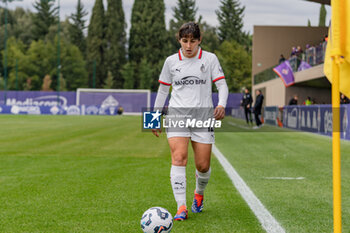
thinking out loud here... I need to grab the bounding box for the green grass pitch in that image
[0,115,349,232]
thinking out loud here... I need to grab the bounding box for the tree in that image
[86,0,106,88]
[142,0,168,64]
[22,39,56,90]
[4,36,88,91]
[128,0,168,90]
[106,0,126,88]
[216,0,245,44]
[0,5,88,91]
[129,0,168,63]
[0,7,34,77]
[15,9,35,46]
[139,58,153,89]
[5,37,30,90]
[59,38,88,90]
[169,0,201,31]
[46,19,71,43]
[0,7,15,77]
[318,4,326,27]
[200,22,220,53]
[31,0,58,41]
[129,0,146,63]
[307,19,311,27]
[172,0,198,23]
[241,32,252,53]
[169,0,202,52]
[121,62,137,89]
[0,8,34,47]
[0,7,15,27]
[103,71,114,89]
[69,0,88,57]
[215,40,251,92]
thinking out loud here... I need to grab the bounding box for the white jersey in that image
[158,48,225,108]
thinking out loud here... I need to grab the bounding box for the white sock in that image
[170,165,186,209]
[195,168,211,195]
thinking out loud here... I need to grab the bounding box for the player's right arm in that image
[152,58,172,137]
[152,84,170,137]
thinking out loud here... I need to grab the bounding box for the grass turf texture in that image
[0,115,262,233]
[216,117,350,233]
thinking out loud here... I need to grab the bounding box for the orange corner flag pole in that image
[332,57,341,233]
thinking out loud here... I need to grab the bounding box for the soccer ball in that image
[140,207,173,233]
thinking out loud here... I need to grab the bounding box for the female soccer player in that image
[152,22,228,221]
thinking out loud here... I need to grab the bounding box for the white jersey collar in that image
[178,47,202,61]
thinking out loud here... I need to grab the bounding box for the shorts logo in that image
[143,110,161,129]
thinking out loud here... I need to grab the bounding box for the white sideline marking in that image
[212,145,286,233]
[263,177,305,180]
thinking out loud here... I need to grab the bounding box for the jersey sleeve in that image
[211,55,225,83]
[158,58,172,86]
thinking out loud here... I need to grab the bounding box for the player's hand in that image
[214,105,225,120]
[152,129,162,137]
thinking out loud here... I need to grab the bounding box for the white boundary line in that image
[212,145,286,233]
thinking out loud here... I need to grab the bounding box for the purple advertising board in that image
[0,105,121,116]
[264,106,279,126]
[78,91,149,114]
[298,105,320,133]
[213,93,243,108]
[283,105,350,140]
[0,91,242,109]
[0,91,76,106]
[230,107,245,119]
[0,90,245,116]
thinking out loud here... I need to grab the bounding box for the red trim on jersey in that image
[213,76,225,82]
[159,80,171,86]
[198,48,202,59]
[178,49,182,60]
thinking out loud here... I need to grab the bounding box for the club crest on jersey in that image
[174,76,206,86]
[200,64,206,72]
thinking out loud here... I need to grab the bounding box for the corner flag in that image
[324,0,350,98]
[323,1,350,232]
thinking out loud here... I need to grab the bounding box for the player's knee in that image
[172,152,187,166]
[196,164,210,173]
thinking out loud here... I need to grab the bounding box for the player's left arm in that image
[211,54,228,120]
[214,79,228,120]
